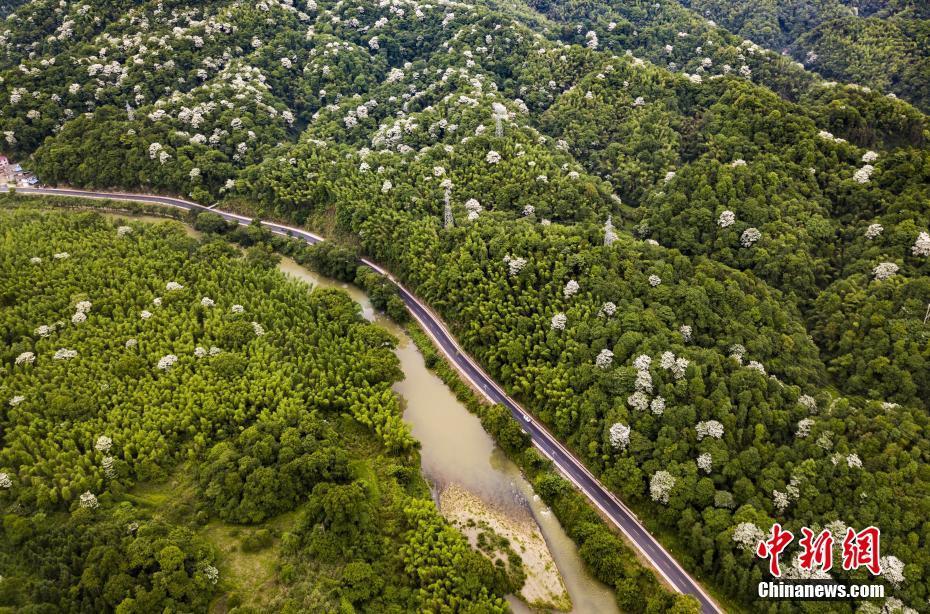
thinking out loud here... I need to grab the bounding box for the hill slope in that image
[2,0,929,611]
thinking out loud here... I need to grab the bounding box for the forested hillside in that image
[2,0,930,611]
[0,208,510,611]
[680,0,930,112]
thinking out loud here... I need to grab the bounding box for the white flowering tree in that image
[650,470,676,504]
[550,312,567,330]
[503,254,527,277]
[627,391,650,412]
[697,453,712,473]
[157,354,178,370]
[879,555,905,587]
[604,216,618,246]
[696,420,724,440]
[79,491,99,509]
[912,232,930,257]
[732,522,765,551]
[595,348,614,368]
[865,223,883,239]
[608,422,631,450]
[718,210,736,228]
[563,280,579,298]
[796,418,814,438]
[740,227,761,247]
[872,262,899,281]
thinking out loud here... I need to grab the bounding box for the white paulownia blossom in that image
[203,564,220,584]
[635,369,653,392]
[15,352,35,366]
[718,210,735,228]
[732,522,765,551]
[0,473,11,489]
[491,102,508,137]
[912,232,930,257]
[9,396,24,407]
[650,471,676,504]
[201,297,215,308]
[166,282,183,292]
[551,313,567,330]
[157,354,178,370]
[879,556,905,587]
[600,302,617,317]
[650,396,666,415]
[486,150,501,164]
[79,491,99,509]
[679,325,692,342]
[609,423,631,450]
[648,274,662,287]
[696,420,724,440]
[697,453,713,473]
[252,321,265,336]
[95,435,112,452]
[774,490,790,512]
[746,360,766,375]
[444,193,454,229]
[595,349,614,368]
[503,254,527,276]
[872,262,898,281]
[627,391,650,412]
[563,280,580,298]
[799,395,817,412]
[633,354,652,371]
[796,418,814,438]
[231,304,245,314]
[853,165,874,184]
[741,227,761,247]
[102,456,116,479]
[865,224,883,239]
[604,216,618,246]
[54,348,77,360]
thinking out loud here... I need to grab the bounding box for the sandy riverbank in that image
[440,483,571,611]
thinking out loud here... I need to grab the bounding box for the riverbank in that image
[441,484,571,611]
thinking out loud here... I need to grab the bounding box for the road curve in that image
[6,186,723,614]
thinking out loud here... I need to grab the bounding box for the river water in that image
[278,258,619,614]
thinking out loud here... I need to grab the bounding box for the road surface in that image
[5,185,723,613]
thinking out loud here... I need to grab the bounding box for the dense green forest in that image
[0,209,511,612]
[680,0,930,112]
[2,0,930,611]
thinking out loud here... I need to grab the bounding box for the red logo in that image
[841,526,882,575]
[756,525,882,577]
[798,527,833,572]
[757,523,794,577]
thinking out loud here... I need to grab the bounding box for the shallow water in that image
[278,258,619,614]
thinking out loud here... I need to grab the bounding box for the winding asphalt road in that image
[5,185,723,614]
